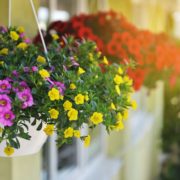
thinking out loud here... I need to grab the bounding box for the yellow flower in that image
[48,108,59,119]
[43,124,54,136]
[90,112,103,125]
[123,110,129,120]
[18,26,25,33]
[39,69,50,79]
[0,61,4,65]
[63,100,72,111]
[78,67,85,75]
[116,112,123,121]
[115,85,121,95]
[48,88,61,101]
[84,94,89,101]
[74,130,81,138]
[74,94,85,105]
[67,108,78,121]
[114,74,123,85]
[113,120,124,131]
[4,146,14,156]
[64,127,74,138]
[88,53,94,61]
[84,135,91,147]
[124,76,133,86]
[110,103,116,110]
[10,31,19,41]
[131,100,137,110]
[118,67,123,75]
[17,42,28,50]
[37,55,46,64]
[97,51,102,57]
[52,34,59,40]
[70,83,76,90]
[0,48,8,55]
[102,56,109,65]
[127,95,131,103]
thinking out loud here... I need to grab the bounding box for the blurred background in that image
[0,0,180,180]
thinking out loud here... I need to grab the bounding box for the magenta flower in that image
[0,110,15,126]
[0,80,11,94]
[17,89,34,109]
[0,94,11,112]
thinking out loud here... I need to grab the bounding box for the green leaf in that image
[36,121,43,131]
[17,132,31,140]
[31,119,37,126]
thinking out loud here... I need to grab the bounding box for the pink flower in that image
[0,110,15,126]
[32,66,38,72]
[17,89,34,109]
[0,80,11,94]
[19,33,25,38]
[24,38,31,44]
[0,94,11,112]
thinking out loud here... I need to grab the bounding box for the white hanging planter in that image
[0,119,47,157]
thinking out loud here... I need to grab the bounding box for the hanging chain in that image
[8,0,12,27]
[28,0,50,65]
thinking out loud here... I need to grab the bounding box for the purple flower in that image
[32,66,38,72]
[0,80,11,94]
[23,67,30,73]
[0,26,7,33]
[70,57,79,66]
[0,94,11,112]
[13,81,30,93]
[17,89,34,109]
[50,66,55,72]
[0,110,15,126]
[5,77,13,82]
[49,81,66,95]
[19,81,29,90]
[12,70,19,77]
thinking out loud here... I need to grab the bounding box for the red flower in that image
[77,27,94,39]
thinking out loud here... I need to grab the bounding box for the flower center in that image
[0,99,7,106]
[22,95,29,101]
[5,113,10,119]
[1,84,7,90]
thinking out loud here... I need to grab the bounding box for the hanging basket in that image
[0,119,47,157]
[0,25,136,157]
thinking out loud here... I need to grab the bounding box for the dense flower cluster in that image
[38,11,180,90]
[0,27,135,156]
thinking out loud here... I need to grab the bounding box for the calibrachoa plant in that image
[37,11,180,90]
[0,26,136,156]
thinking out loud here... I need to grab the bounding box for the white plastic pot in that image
[0,119,47,157]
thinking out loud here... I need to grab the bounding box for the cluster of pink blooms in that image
[0,79,34,127]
